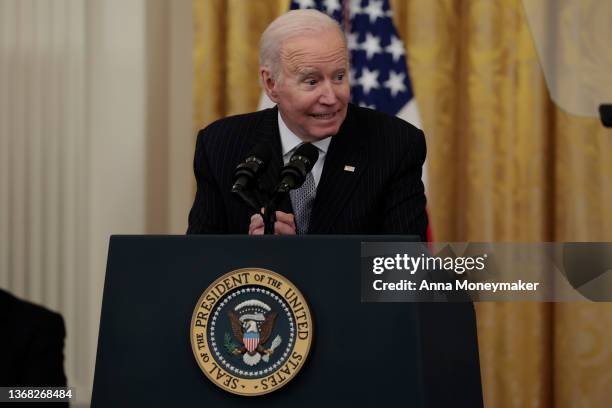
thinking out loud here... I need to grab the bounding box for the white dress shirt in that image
[278,111,331,187]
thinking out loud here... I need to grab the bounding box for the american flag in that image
[287,0,422,129]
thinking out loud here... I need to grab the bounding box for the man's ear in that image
[261,68,280,103]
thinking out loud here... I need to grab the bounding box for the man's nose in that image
[319,81,338,105]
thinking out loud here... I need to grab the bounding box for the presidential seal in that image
[190,268,313,396]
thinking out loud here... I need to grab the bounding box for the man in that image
[186,12,482,405]
[188,9,428,240]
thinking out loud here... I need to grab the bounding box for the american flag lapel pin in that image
[344,165,356,173]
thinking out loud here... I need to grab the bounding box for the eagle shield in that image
[243,331,260,353]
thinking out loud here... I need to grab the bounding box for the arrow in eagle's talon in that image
[262,335,282,363]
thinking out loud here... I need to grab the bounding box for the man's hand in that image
[249,210,296,235]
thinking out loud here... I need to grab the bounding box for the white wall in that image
[0,0,193,405]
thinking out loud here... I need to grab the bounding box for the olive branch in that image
[224,332,239,354]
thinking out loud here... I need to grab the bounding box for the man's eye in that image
[306,79,317,86]
[336,73,345,81]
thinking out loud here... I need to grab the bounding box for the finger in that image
[249,224,264,235]
[249,214,264,235]
[274,220,296,235]
[275,211,296,229]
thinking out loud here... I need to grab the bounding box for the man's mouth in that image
[310,110,338,120]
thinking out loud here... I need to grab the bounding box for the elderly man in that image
[187,9,428,240]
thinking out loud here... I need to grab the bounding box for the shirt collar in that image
[278,111,331,157]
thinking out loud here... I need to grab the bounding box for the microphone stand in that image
[233,183,281,235]
[262,182,291,235]
[231,187,262,213]
[251,143,317,234]
[262,196,279,235]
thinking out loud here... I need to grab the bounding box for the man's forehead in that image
[285,59,347,77]
[295,65,345,75]
[280,35,347,72]
[280,31,346,56]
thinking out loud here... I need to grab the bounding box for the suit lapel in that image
[309,105,367,233]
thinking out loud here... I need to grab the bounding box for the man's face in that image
[264,29,350,142]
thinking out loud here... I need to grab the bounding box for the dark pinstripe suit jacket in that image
[187,104,428,240]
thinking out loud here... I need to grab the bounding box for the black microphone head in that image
[290,143,319,173]
[232,143,273,193]
[277,143,319,192]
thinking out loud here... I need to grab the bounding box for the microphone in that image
[231,144,272,194]
[276,143,319,194]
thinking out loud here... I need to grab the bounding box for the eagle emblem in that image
[225,299,282,366]
[191,268,313,396]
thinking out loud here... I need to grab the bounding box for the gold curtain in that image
[193,1,612,407]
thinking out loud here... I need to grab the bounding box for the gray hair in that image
[259,9,347,82]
